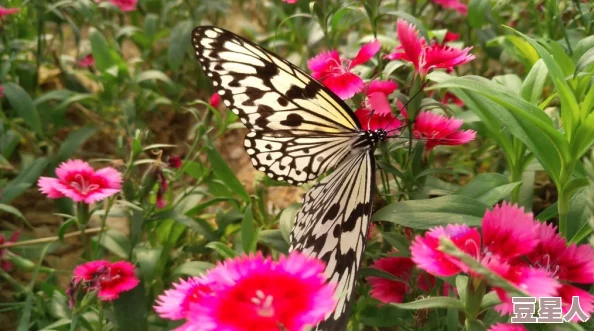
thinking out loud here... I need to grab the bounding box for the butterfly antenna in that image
[383,80,430,135]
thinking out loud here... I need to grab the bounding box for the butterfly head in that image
[372,129,387,143]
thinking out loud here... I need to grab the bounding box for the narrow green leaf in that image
[134,70,173,85]
[90,28,127,74]
[258,229,289,253]
[58,219,76,242]
[390,296,464,310]
[57,126,97,162]
[93,229,130,259]
[279,203,300,242]
[373,195,488,229]
[112,283,148,331]
[1,158,49,203]
[0,203,25,220]
[455,173,520,205]
[172,261,215,276]
[359,267,406,283]
[206,242,237,259]
[168,20,194,72]
[3,83,42,135]
[207,145,250,202]
[468,0,490,28]
[520,59,548,104]
[241,207,256,253]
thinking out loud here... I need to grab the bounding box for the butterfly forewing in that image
[290,151,375,331]
[192,26,361,134]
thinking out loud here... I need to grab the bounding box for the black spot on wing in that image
[280,113,304,127]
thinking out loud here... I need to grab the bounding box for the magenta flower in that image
[308,40,380,99]
[498,222,594,318]
[154,277,214,320]
[109,0,137,12]
[386,19,474,75]
[366,257,435,304]
[283,0,298,3]
[72,260,139,301]
[37,160,122,204]
[412,111,476,150]
[411,203,560,302]
[167,155,183,169]
[0,85,3,99]
[209,93,221,108]
[78,54,95,68]
[171,252,336,331]
[0,232,19,271]
[432,0,468,15]
[443,32,460,43]
[487,324,528,331]
[0,6,19,19]
[354,80,402,132]
[155,170,168,209]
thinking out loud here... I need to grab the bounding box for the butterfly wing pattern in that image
[192,26,382,331]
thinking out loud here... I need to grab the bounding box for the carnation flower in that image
[487,324,528,331]
[209,93,221,108]
[164,252,336,331]
[354,80,402,132]
[109,0,137,12]
[386,19,474,75]
[308,40,380,99]
[167,155,183,169]
[366,257,435,304]
[432,0,468,15]
[0,232,19,271]
[0,6,19,19]
[412,111,476,150]
[78,54,95,68]
[37,159,122,204]
[411,203,560,305]
[72,260,139,301]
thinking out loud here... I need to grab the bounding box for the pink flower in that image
[109,0,137,12]
[155,170,168,209]
[0,85,3,99]
[209,93,221,108]
[0,7,19,19]
[167,155,183,169]
[73,260,139,301]
[386,19,474,75]
[412,111,476,150]
[283,0,298,3]
[443,32,460,43]
[366,257,435,304]
[432,0,468,15]
[0,232,19,271]
[177,252,336,331]
[487,324,528,331]
[354,80,402,132]
[411,203,560,303]
[498,222,594,319]
[308,40,380,99]
[37,160,122,204]
[154,277,214,320]
[78,54,95,68]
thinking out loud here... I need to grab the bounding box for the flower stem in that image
[97,301,104,331]
[0,228,104,249]
[77,203,91,259]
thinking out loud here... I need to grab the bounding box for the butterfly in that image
[192,26,390,331]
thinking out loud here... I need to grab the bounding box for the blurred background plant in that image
[1,0,594,330]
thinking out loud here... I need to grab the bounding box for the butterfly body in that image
[192,26,381,331]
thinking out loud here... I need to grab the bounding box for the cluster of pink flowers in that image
[307,19,475,150]
[38,159,122,204]
[0,232,19,272]
[96,0,137,12]
[410,202,594,319]
[154,252,336,331]
[69,260,139,305]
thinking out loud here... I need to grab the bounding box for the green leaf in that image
[134,70,173,85]
[358,304,406,327]
[468,0,490,28]
[206,241,237,259]
[57,126,97,162]
[241,207,256,253]
[135,246,163,285]
[258,229,289,253]
[505,26,581,141]
[359,267,406,283]
[18,244,51,331]
[279,203,300,243]
[90,28,127,75]
[455,173,520,205]
[520,59,548,104]
[2,83,42,135]
[381,11,429,40]
[0,203,25,220]
[172,261,215,277]
[571,111,594,159]
[183,161,208,181]
[207,144,250,202]
[168,20,194,72]
[57,219,76,242]
[373,196,488,229]
[93,229,130,259]
[390,296,464,310]
[164,210,218,241]
[112,283,148,331]
[1,158,48,203]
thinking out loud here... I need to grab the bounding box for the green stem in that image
[464,276,487,321]
[558,188,569,237]
[97,301,104,331]
[77,203,90,259]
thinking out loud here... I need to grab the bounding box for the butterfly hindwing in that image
[191,26,361,134]
[290,150,375,331]
[244,131,357,185]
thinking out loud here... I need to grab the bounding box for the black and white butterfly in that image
[192,26,389,331]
